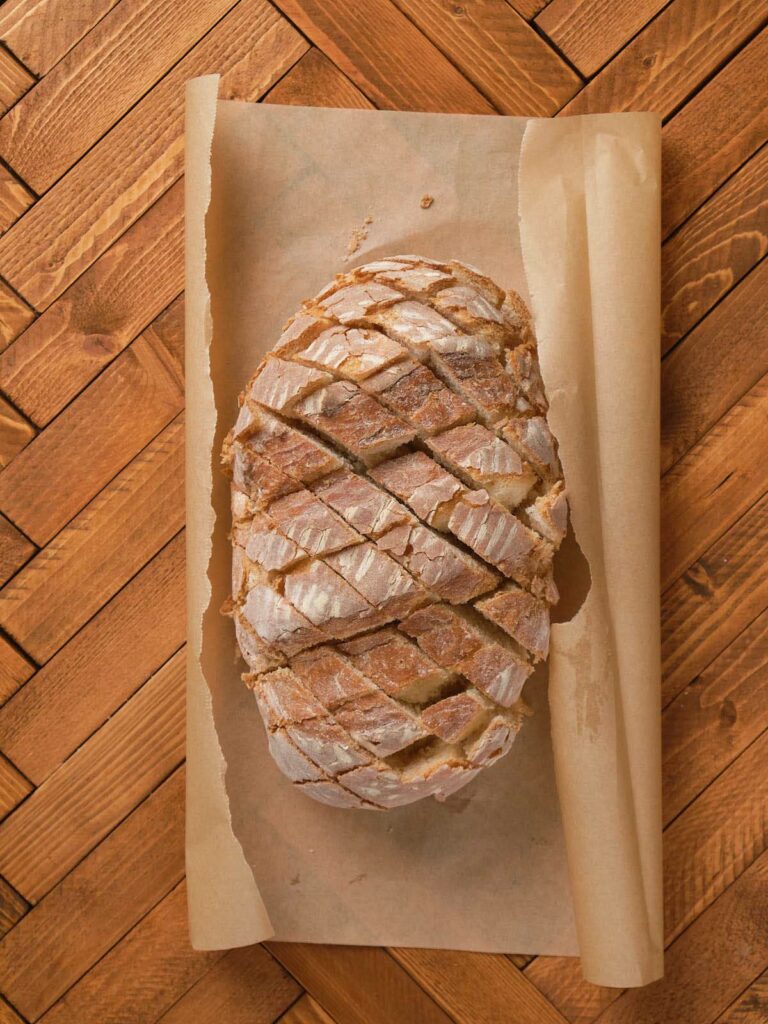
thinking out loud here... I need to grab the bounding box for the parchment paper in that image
[185,74,663,986]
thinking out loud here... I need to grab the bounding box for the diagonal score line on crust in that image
[222,254,567,809]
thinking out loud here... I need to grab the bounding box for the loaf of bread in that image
[222,255,567,810]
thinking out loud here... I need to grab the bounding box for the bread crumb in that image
[344,215,374,260]
[420,194,434,209]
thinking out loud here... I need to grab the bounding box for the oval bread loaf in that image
[223,255,567,810]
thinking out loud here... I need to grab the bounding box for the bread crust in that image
[224,256,566,809]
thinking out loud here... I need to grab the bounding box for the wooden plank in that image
[509,953,536,969]
[661,260,768,474]
[0,531,184,784]
[142,291,185,368]
[0,0,239,193]
[0,0,307,310]
[523,955,620,1024]
[0,47,33,116]
[662,29,768,238]
[0,876,27,939]
[157,945,301,1024]
[664,729,768,946]
[0,164,33,236]
[0,185,183,426]
[0,633,34,706]
[0,766,185,1021]
[0,1,307,311]
[525,728,768,1023]
[0,648,184,901]
[0,394,34,467]
[391,0,581,115]
[0,278,33,349]
[563,0,766,120]
[0,998,23,1024]
[0,414,184,662]
[714,970,768,1023]
[662,146,768,355]
[0,751,30,820]
[662,492,768,706]
[40,881,223,1024]
[273,0,494,113]
[508,0,550,18]
[597,852,768,1024]
[535,0,668,77]
[266,47,374,108]
[278,994,338,1024]
[661,373,768,591]
[392,947,569,1024]
[0,332,184,545]
[267,943,454,1024]
[0,512,33,587]
[663,608,768,824]
[0,0,120,76]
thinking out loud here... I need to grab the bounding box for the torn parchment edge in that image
[185,76,663,983]
[185,74,273,950]
[519,114,664,986]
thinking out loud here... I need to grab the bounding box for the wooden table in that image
[0,1,765,1021]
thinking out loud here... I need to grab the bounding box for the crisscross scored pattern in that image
[224,255,567,809]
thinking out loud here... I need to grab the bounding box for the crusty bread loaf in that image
[222,255,566,810]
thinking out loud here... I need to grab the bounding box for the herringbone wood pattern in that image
[0,1,765,1020]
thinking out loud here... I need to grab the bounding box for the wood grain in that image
[0,996,23,1024]
[0,750,30,820]
[0,415,184,662]
[0,0,121,76]
[0,1,764,1019]
[0,767,185,1020]
[563,0,767,119]
[0,393,34,467]
[40,882,224,1024]
[0,331,184,545]
[598,852,768,1024]
[661,373,768,590]
[662,145,768,354]
[661,260,768,473]
[0,634,33,706]
[663,729,768,946]
[0,648,185,901]
[0,875,26,939]
[0,0,239,193]
[279,994,339,1024]
[0,0,306,309]
[268,943,455,1024]
[0,512,33,587]
[714,970,768,1023]
[274,0,495,113]
[662,492,768,706]
[157,945,301,1024]
[0,189,184,427]
[266,47,374,108]
[0,278,33,349]
[0,163,33,236]
[509,0,550,18]
[392,947,570,1023]
[0,46,33,116]
[662,29,768,237]
[392,0,581,115]
[524,725,768,1023]
[523,954,622,1024]
[663,608,768,823]
[536,0,668,76]
[0,532,184,783]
